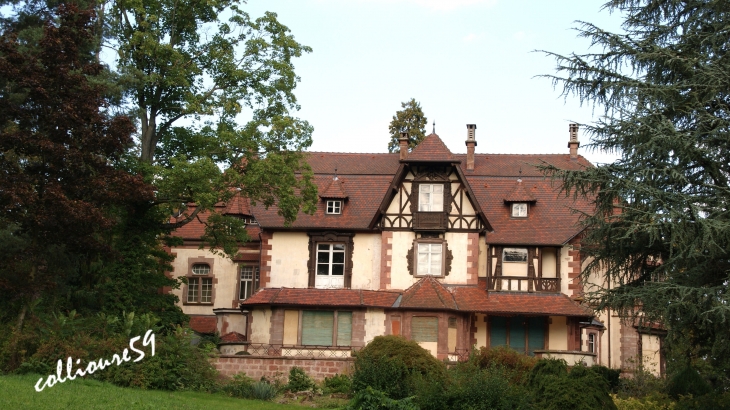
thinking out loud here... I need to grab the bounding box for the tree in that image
[387,98,428,153]
[108,0,317,253]
[0,4,153,332]
[542,0,730,380]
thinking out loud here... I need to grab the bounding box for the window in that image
[411,317,438,343]
[192,263,210,275]
[512,203,528,217]
[316,243,345,288]
[490,316,545,355]
[417,243,443,276]
[187,277,212,303]
[326,200,342,214]
[503,248,528,262]
[239,265,260,300]
[184,259,215,305]
[301,310,352,346]
[419,184,444,212]
[587,333,596,353]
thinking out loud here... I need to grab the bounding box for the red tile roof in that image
[503,179,536,203]
[171,206,261,241]
[405,134,456,162]
[399,277,458,310]
[319,178,349,199]
[223,194,252,215]
[188,316,217,334]
[450,288,592,317]
[240,288,401,308]
[220,332,247,343]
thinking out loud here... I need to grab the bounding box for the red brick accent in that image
[213,356,354,381]
[567,238,583,298]
[466,233,479,285]
[352,311,366,348]
[260,231,273,287]
[380,231,393,289]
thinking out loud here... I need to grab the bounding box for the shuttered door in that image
[509,316,526,353]
[490,316,507,347]
[337,311,352,346]
[302,311,334,346]
[527,317,545,355]
[411,317,438,343]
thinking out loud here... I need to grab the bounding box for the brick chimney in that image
[465,124,477,170]
[399,132,409,160]
[568,123,580,160]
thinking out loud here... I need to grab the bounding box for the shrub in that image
[471,346,538,385]
[529,360,616,410]
[611,394,675,410]
[591,365,622,391]
[250,380,279,401]
[345,386,418,410]
[618,366,668,399]
[324,373,352,395]
[674,392,730,410]
[286,366,316,392]
[667,367,712,399]
[221,374,254,398]
[352,335,446,400]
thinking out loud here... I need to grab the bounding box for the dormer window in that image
[512,203,528,217]
[419,184,444,212]
[326,200,342,214]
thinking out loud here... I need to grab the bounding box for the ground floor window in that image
[490,315,545,355]
[300,310,352,347]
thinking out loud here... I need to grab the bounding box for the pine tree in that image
[542,0,730,379]
[387,98,428,152]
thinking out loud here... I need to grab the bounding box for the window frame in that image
[418,183,445,212]
[307,232,354,289]
[511,202,528,218]
[299,310,353,347]
[416,242,444,277]
[238,264,260,301]
[503,247,528,263]
[489,315,546,355]
[408,237,452,278]
[326,200,342,214]
[587,332,596,354]
[183,257,216,306]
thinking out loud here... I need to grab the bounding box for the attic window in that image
[511,203,528,217]
[326,200,342,214]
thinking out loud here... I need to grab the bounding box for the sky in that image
[241,0,626,165]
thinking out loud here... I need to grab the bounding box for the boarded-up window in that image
[337,311,352,346]
[412,317,438,343]
[302,311,334,346]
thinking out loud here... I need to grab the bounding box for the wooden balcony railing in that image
[487,276,560,293]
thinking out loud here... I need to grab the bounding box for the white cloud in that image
[462,32,486,42]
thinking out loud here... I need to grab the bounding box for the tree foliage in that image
[387,98,428,153]
[542,0,730,380]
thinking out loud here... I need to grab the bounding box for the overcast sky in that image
[243,0,625,165]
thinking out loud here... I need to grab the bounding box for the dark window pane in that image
[333,252,344,263]
[317,264,329,275]
[317,252,330,263]
[331,264,344,276]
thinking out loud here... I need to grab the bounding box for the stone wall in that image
[213,356,354,381]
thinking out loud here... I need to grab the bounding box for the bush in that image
[471,346,538,385]
[250,380,279,401]
[611,394,675,410]
[345,386,418,410]
[667,367,712,399]
[221,374,254,398]
[674,392,730,410]
[592,365,622,392]
[286,367,315,392]
[529,360,616,410]
[618,366,668,399]
[352,336,446,400]
[324,373,352,395]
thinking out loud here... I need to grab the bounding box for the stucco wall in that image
[474,313,487,348]
[250,308,272,344]
[444,232,469,284]
[351,234,381,290]
[171,247,240,314]
[268,232,309,288]
[549,316,568,351]
[390,231,416,290]
[478,235,487,277]
[364,309,386,344]
[560,245,572,295]
[541,248,557,277]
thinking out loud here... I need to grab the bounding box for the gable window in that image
[419,184,444,212]
[316,243,345,288]
[512,203,528,217]
[503,248,528,263]
[417,243,443,276]
[326,200,342,214]
[301,310,352,346]
[239,265,260,300]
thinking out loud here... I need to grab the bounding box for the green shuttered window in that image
[411,317,438,343]
[301,311,352,347]
[490,316,545,355]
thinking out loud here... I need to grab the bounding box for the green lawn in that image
[0,373,312,410]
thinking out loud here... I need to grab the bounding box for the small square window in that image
[503,248,528,263]
[512,203,528,217]
[326,200,342,214]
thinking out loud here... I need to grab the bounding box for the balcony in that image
[413,212,447,231]
[487,276,560,292]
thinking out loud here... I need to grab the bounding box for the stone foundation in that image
[213,355,354,381]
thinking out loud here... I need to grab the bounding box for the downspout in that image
[607,279,612,368]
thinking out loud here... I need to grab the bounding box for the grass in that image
[0,373,309,410]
